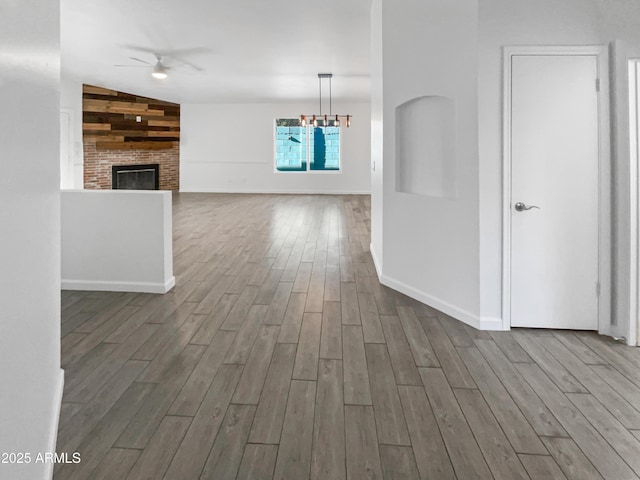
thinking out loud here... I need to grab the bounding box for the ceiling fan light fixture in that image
[152,63,168,79]
[115,51,202,80]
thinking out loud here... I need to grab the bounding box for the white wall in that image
[60,74,84,189]
[374,0,483,328]
[61,190,174,293]
[0,1,63,479]
[180,102,371,194]
[477,0,640,334]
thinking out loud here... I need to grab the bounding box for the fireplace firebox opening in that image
[112,164,160,190]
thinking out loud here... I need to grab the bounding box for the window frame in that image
[273,119,342,174]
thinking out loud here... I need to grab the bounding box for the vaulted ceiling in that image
[61,0,372,104]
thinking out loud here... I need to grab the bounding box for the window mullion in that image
[306,125,310,171]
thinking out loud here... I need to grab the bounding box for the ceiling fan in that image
[114,51,203,79]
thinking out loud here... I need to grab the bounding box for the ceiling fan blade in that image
[113,64,150,68]
[122,44,158,54]
[119,44,209,75]
[122,44,213,57]
[179,62,204,72]
[162,46,212,57]
[163,55,204,72]
[130,57,151,65]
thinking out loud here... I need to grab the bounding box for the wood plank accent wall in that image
[82,85,180,190]
[82,84,180,149]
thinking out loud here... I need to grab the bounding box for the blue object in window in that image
[275,125,307,171]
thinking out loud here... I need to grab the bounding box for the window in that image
[275,119,340,172]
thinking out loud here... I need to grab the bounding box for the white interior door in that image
[510,54,600,330]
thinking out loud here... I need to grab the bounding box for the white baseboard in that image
[369,243,382,277]
[375,270,507,332]
[163,276,176,293]
[179,188,371,195]
[61,276,175,294]
[479,316,508,331]
[380,273,482,329]
[45,369,65,480]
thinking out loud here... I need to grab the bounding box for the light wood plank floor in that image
[56,193,640,480]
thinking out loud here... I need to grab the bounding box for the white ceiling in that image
[61,0,372,104]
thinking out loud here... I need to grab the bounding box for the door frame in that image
[629,59,640,346]
[501,45,611,332]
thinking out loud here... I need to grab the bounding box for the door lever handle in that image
[514,202,540,212]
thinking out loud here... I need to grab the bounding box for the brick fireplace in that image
[83,142,179,190]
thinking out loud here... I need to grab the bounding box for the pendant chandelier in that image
[300,73,351,128]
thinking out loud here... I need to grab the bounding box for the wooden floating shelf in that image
[82,84,180,147]
[88,135,179,142]
[95,141,174,151]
